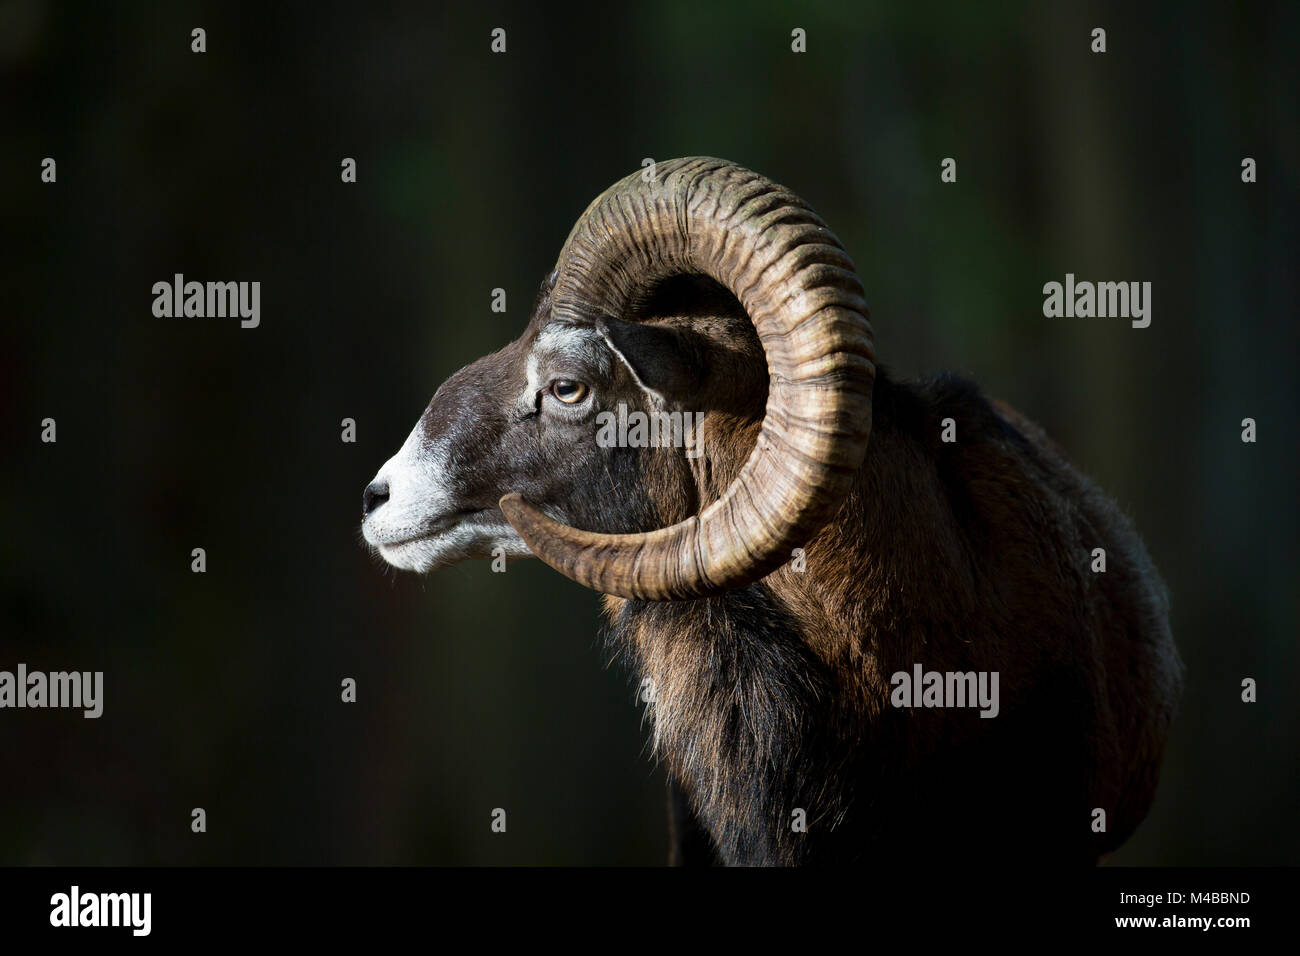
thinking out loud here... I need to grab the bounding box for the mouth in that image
[377,508,490,549]
[364,503,531,573]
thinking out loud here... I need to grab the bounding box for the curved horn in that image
[499,157,875,600]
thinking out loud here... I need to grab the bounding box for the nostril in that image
[362,480,390,518]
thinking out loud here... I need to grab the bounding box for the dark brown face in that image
[359,275,733,574]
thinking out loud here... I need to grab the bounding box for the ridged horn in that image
[499,157,875,600]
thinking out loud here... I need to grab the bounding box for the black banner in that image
[0,866,1290,941]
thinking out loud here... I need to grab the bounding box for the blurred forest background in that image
[1,0,1296,865]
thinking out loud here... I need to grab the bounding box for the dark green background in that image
[2,0,1296,864]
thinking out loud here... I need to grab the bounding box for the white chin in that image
[372,523,532,573]
[376,539,435,572]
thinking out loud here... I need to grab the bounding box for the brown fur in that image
[596,295,1181,865]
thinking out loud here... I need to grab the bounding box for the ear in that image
[601,318,704,399]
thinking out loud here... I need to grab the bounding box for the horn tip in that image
[498,492,534,530]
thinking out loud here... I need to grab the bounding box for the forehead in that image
[525,322,613,382]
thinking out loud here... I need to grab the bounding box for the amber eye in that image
[550,380,589,404]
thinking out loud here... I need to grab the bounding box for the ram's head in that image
[361,157,876,601]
